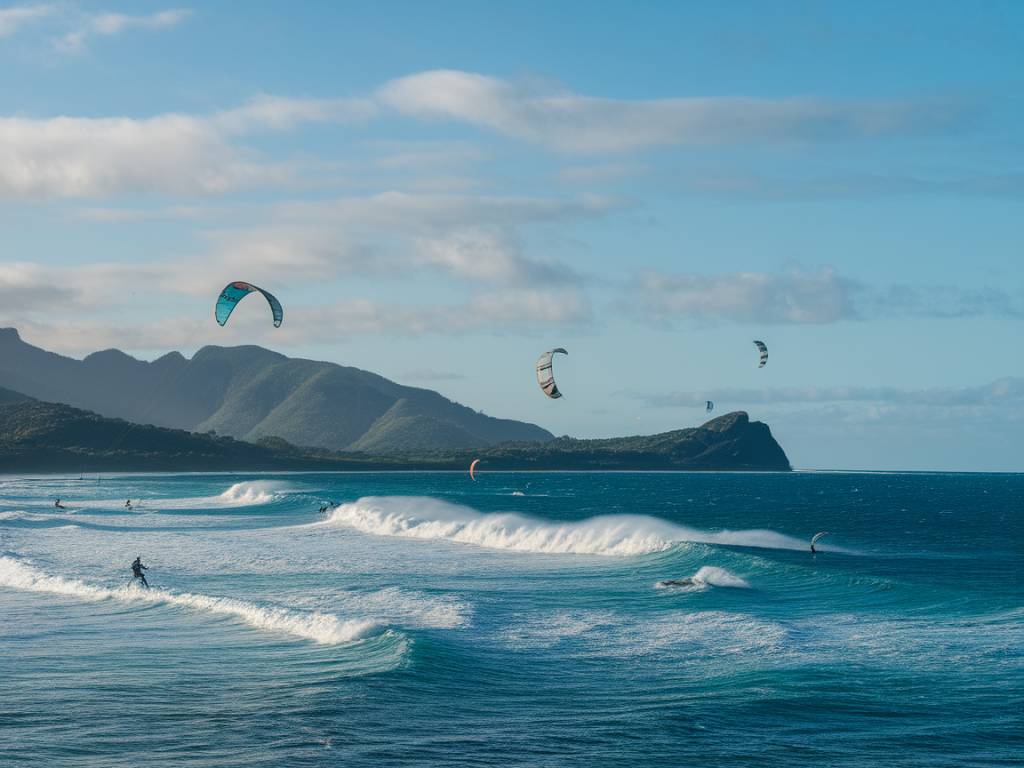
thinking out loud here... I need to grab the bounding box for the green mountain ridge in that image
[0,328,551,453]
[0,387,791,472]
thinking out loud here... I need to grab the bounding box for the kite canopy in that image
[753,340,768,368]
[215,282,283,328]
[706,400,714,413]
[469,459,480,481]
[536,348,568,399]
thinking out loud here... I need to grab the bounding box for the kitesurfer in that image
[659,578,696,587]
[131,556,149,588]
[54,498,65,509]
[810,531,829,554]
[125,499,132,510]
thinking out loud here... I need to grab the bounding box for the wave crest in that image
[216,481,285,505]
[0,556,379,645]
[320,496,807,556]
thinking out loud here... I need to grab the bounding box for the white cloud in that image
[3,281,592,354]
[0,113,277,198]
[414,227,576,284]
[55,8,191,53]
[369,140,485,172]
[0,4,53,37]
[275,286,592,341]
[0,262,78,309]
[0,260,195,310]
[0,95,373,199]
[0,68,977,200]
[8,316,202,355]
[213,94,377,133]
[377,69,967,153]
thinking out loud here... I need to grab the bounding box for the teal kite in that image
[215,282,283,328]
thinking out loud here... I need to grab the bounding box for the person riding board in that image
[54,498,65,509]
[131,556,149,588]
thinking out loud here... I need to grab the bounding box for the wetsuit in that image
[131,559,149,588]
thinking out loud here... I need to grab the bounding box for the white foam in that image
[339,587,472,630]
[56,481,289,512]
[499,609,786,659]
[215,481,284,506]
[319,496,808,556]
[0,556,379,645]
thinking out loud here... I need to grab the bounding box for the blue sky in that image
[1,1,1022,470]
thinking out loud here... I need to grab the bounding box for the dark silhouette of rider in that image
[131,556,149,588]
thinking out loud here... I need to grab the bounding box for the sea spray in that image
[216,481,286,506]
[0,556,380,645]
[320,496,808,555]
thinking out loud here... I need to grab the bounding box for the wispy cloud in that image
[629,267,1024,326]
[191,191,606,296]
[273,287,592,341]
[625,378,1024,409]
[0,187,608,352]
[633,267,859,325]
[0,4,53,38]
[666,170,1024,201]
[377,69,970,153]
[55,8,191,54]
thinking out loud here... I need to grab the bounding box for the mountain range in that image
[0,387,791,472]
[0,328,550,453]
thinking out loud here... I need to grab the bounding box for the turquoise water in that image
[1,472,1021,767]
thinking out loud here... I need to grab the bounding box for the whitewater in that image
[1,471,1021,767]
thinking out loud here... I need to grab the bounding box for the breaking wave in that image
[0,555,380,645]
[215,481,284,506]
[319,496,808,556]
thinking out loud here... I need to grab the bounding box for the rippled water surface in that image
[1,472,1021,767]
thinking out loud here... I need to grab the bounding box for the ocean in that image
[1,471,1021,767]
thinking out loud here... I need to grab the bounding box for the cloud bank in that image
[0,69,975,199]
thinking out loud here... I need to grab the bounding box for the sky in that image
[1,1,1022,471]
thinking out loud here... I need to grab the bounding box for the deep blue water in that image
[1,471,1021,767]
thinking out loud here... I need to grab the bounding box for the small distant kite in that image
[215,282,283,328]
[469,459,480,481]
[753,340,768,368]
[706,400,714,413]
[536,348,568,399]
